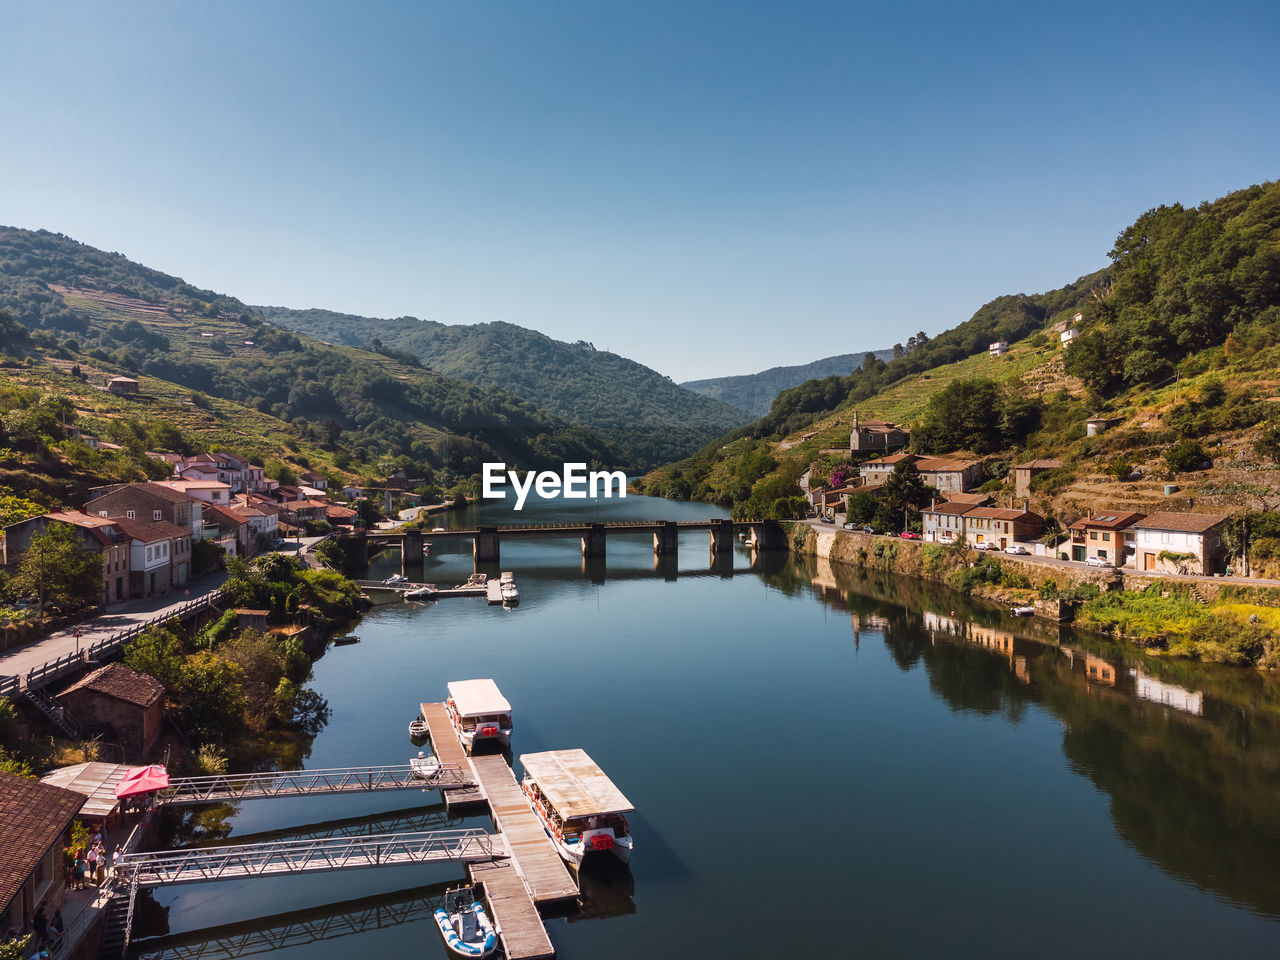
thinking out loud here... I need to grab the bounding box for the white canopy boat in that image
[433,888,497,958]
[520,748,634,868]
[501,582,519,603]
[446,679,513,750]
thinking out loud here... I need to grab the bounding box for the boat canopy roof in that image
[447,679,511,717]
[520,748,633,818]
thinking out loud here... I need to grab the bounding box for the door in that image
[1144,553,1156,571]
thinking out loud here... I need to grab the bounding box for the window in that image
[1102,532,1111,542]
[98,511,108,517]
[1090,531,1097,540]
[154,510,162,521]
[146,547,153,560]
[126,510,135,520]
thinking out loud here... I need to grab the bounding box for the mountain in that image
[0,227,625,484]
[681,350,895,417]
[639,179,1280,524]
[253,307,750,470]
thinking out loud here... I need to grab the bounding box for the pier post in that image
[581,523,606,558]
[708,519,735,553]
[401,529,424,578]
[710,549,733,578]
[473,526,500,564]
[582,555,607,583]
[653,553,678,581]
[652,521,678,557]
[752,520,789,551]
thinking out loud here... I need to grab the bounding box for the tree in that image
[879,461,931,530]
[1165,439,1208,473]
[13,523,102,616]
[177,652,247,745]
[123,624,186,690]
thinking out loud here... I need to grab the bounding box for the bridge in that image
[356,517,788,569]
[159,764,474,806]
[115,829,506,887]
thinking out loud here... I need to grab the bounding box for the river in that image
[133,492,1280,959]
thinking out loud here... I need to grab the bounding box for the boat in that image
[332,635,360,645]
[433,888,496,958]
[445,679,513,750]
[382,574,409,585]
[465,573,488,588]
[404,584,438,601]
[500,571,515,584]
[410,750,441,779]
[501,582,519,603]
[520,748,634,868]
[1010,605,1035,617]
[422,542,432,557]
[408,718,429,738]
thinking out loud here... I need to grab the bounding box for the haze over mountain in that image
[681,350,894,418]
[255,307,750,469]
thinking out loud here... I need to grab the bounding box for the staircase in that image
[23,686,79,738]
[97,882,136,960]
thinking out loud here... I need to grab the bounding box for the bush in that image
[1164,439,1208,473]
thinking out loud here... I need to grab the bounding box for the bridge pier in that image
[473,526,500,564]
[750,520,789,551]
[581,523,606,558]
[653,553,678,582]
[401,529,424,578]
[708,518,735,553]
[582,555,606,584]
[652,521,678,557]
[710,550,733,578]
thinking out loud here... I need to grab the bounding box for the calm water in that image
[133,493,1280,959]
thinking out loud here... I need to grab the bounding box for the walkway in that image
[419,702,485,809]
[160,763,475,806]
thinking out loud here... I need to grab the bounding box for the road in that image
[802,518,1280,588]
[0,572,228,680]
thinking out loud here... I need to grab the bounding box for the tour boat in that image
[410,750,441,779]
[501,582,519,603]
[433,889,497,958]
[408,718,429,738]
[446,679,513,750]
[520,748,634,868]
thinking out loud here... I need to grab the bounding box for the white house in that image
[922,502,976,542]
[154,479,233,507]
[112,517,191,597]
[989,341,1008,357]
[1131,511,1230,575]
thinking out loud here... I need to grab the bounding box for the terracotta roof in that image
[58,663,165,708]
[1133,511,1230,534]
[203,503,247,527]
[924,502,977,516]
[0,772,84,910]
[88,483,199,506]
[863,453,918,466]
[155,480,231,492]
[1068,511,1146,531]
[1014,458,1063,470]
[110,516,191,543]
[916,456,981,472]
[107,376,139,384]
[944,492,991,505]
[325,504,358,519]
[965,507,1042,521]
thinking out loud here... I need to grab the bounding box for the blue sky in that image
[1,1,1277,381]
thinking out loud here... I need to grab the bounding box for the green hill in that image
[680,350,895,417]
[0,227,624,485]
[255,306,750,470]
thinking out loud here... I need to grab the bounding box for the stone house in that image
[86,482,204,541]
[0,772,85,936]
[921,501,976,542]
[1010,458,1062,499]
[55,663,165,763]
[203,502,252,557]
[106,376,139,395]
[916,457,985,497]
[300,471,329,491]
[961,507,1044,550]
[849,411,910,454]
[1067,511,1146,566]
[0,511,133,605]
[1132,512,1230,575]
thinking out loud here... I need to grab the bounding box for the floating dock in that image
[356,580,487,599]
[419,702,486,810]
[471,861,556,960]
[486,580,504,604]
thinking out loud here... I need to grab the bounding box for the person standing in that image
[32,906,48,946]
[85,844,98,885]
[72,853,85,890]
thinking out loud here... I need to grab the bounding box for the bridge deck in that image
[470,755,578,905]
[420,702,486,809]
[470,861,556,960]
[161,764,474,806]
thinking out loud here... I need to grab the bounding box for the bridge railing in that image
[161,763,473,805]
[366,519,732,538]
[117,829,504,886]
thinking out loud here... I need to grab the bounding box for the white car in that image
[1085,556,1111,568]
[1004,545,1030,555]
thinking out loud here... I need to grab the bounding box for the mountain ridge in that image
[681,350,895,417]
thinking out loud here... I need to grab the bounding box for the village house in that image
[0,773,86,938]
[859,452,918,484]
[960,507,1044,550]
[154,479,233,507]
[1132,511,1230,575]
[859,453,984,496]
[849,411,911,454]
[232,496,280,547]
[111,516,192,596]
[0,512,133,605]
[106,375,139,395]
[1010,458,1063,499]
[1068,511,1146,566]
[324,503,358,528]
[54,663,166,764]
[921,501,976,543]
[300,471,328,491]
[1053,313,1081,348]
[202,502,252,558]
[989,341,1008,357]
[86,482,204,541]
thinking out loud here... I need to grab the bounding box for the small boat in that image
[433,889,496,958]
[1010,605,1035,617]
[500,571,515,584]
[738,531,746,540]
[382,574,409,585]
[465,573,488,588]
[502,582,519,603]
[404,584,438,601]
[423,542,432,557]
[410,750,441,779]
[520,748,634,868]
[332,635,360,646]
[446,679,513,751]
[408,718,429,738]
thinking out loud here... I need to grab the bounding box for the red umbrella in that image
[115,764,170,798]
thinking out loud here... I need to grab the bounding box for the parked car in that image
[900,531,921,540]
[1004,545,1029,555]
[1085,555,1111,568]
[820,516,835,525]
[981,542,1001,551]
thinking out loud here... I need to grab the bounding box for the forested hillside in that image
[639,180,1280,528]
[256,306,749,469]
[0,228,622,482]
[680,349,894,417]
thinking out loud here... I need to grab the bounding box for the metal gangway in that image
[160,763,474,806]
[116,829,506,887]
[133,883,450,960]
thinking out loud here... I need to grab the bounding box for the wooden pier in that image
[355,580,487,599]
[470,861,556,960]
[419,702,485,809]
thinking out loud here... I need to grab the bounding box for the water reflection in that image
[782,555,1280,918]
